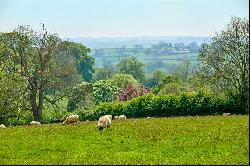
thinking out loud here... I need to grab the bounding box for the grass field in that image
[0,115,249,165]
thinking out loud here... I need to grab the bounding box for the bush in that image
[111,74,139,90]
[87,90,244,121]
[114,84,149,101]
[93,80,120,104]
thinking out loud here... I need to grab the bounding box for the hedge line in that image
[79,91,246,121]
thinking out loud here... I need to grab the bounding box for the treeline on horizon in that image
[0,16,249,126]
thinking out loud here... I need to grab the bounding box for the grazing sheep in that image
[114,116,119,120]
[0,124,6,128]
[30,121,41,125]
[63,115,80,125]
[223,113,231,116]
[105,114,113,120]
[98,115,111,131]
[118,115,127,120]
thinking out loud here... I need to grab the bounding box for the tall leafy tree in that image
[199,16,249,112]
[60,41,95,82]
[117,56,146,83]
[0,25,81,121]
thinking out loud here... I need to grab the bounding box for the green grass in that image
[0,115,248,165]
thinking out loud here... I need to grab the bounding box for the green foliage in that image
[42,97,69,123]
[110,74,139,90]
[0,60,28,125]
[93,80,120,104]
[199,16,249,112]
[61,41,95,82]
[117,56,146,83]
[89,91,243,120]
[0,116,248,164]
[67,82,95,112]
[152,75,180,94]
[93,65,114,81]
[144,70,167,89]
[0,25,89,122]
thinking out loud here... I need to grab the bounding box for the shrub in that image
[93,80,120,104]
[114,84,149,101]
[87,90,243,121]
[111,74,139,90]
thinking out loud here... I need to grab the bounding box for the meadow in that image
[0,115,248,165]
[92,47,199,74]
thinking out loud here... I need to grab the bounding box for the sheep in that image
[118,115,127,120]
[63,115,80,125]
[105,114,113,120]
[30,121,41,125]
[114,116,119,120]
[0,124,6,128]
[223,113,231,116]
[98,115,111,131]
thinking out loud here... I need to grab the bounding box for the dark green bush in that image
[85,90,246,121]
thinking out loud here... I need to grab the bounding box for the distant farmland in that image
[91,48,199,73]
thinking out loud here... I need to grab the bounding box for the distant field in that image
[0,115,248,165]
[92,48,199,70]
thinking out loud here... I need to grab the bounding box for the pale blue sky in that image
[0,0,249,38]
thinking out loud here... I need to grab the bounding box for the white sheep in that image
[0,124,6,128]
[105,114,113,120]
[30,121,41,125]
[114,116,119,120]
[63,115,80,125]
[98,115,111,130]
[223,113,231,116]
[118,115,127,120]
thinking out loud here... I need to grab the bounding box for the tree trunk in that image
[37,76,45,122]
[30,88,40,122]
[29,77,42,122]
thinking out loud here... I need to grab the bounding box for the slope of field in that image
[0,115,248,165]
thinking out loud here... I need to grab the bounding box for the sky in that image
[0,0,249,38]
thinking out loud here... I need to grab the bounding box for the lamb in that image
[30,121,41,125]
[98,115,111,130]
[63,115,80,125]
[114,116,119,120]
[118,115,127,120]
[0,124,6,128]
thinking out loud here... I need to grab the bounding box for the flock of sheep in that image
[0,114,127,130]
[0,113,232,129]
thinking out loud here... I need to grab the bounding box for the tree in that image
[0,43,28,124]
[60,41,95,82]
[175,58,196,82]
[111,74,139,90]
[186,42,199,52]
[152,75,180,95]
[0,25,81,121]
[93,80,120,104]
[199,16,249,112]
[67,82,94,111]
[117,56,146,83]
[144,70,167,89]
[94,65,114,81]
[174,42,186,51]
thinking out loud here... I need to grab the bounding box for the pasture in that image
[0,115,248,165]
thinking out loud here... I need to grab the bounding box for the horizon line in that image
[63,35,211,39]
